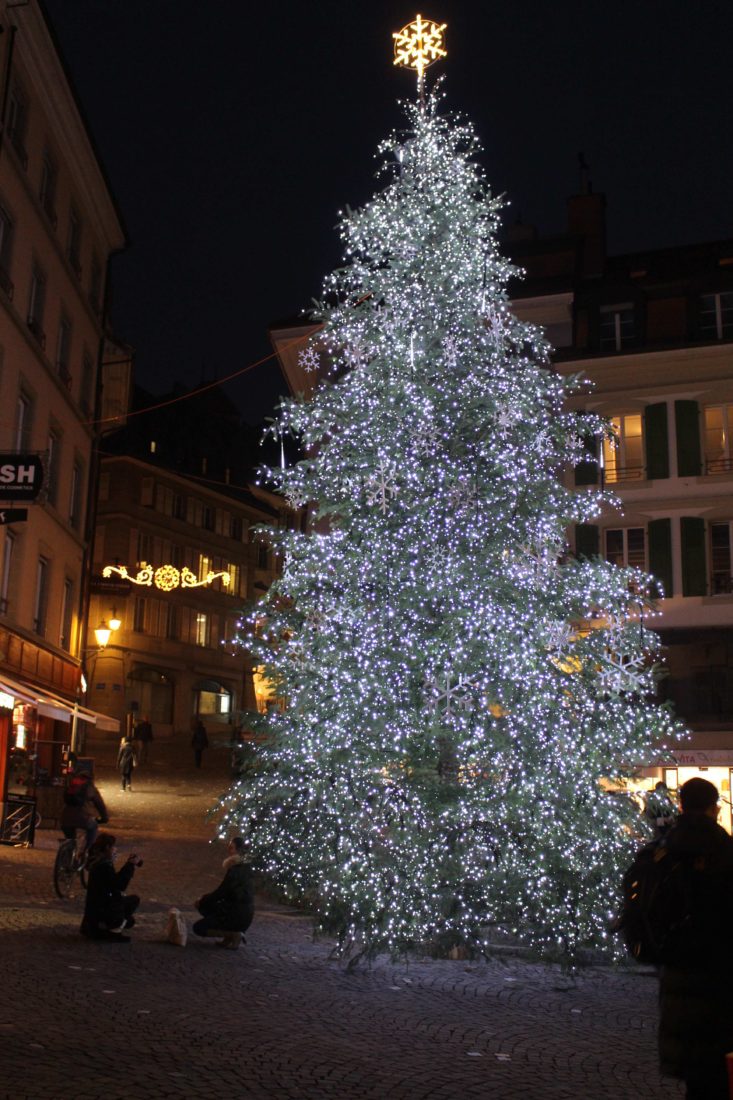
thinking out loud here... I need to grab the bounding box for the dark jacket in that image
[82,856,136,932]
[198,861,254,931]
[117,742,137,774]
[134,720,153,743]
[59,778,108,832]
[658,812,733,1080]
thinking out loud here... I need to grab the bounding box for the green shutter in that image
[675,400,701,477]
[575,524,599,559]
[648,518,673,598]
[644,403,670,480]
[574,414,599,486]
[681,517,707,597]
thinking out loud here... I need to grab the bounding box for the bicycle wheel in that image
[53,842,77,898]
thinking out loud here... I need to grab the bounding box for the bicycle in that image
[53,831,89,899]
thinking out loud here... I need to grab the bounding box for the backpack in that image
[620,839,700,965]
[63,774,88,808]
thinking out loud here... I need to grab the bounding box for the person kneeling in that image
[80,833,141,943]
[193,837,253,950]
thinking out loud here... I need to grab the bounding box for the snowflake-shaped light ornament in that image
[298,347,321,374]
[393,14,447,90]
[425,673,476,719]
[365,460,399,514]
[442,334,460,368]
[447,476,478,515]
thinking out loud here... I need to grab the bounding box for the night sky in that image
[42,0,732,424]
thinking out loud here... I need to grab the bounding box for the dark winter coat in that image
[59,778,108,832]
[197,861,254,931]
[117,742,137,775]
[134,719,153,743]
[658,812,733,1081]
[82,856,136,932]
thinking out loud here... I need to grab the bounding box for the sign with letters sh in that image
[0,454,44,501]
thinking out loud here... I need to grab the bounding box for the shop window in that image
[603,414,643,483]
[700,292,733,341]
[194,679,231,717]
[599,304,635,351]
[711,522,733,594]
[605,527,646,570]
[703,404,733,474]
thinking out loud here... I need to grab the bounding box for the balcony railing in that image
[604,465,644,484]
[706,458,733,475]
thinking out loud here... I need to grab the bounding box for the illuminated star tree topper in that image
[393,13,447,99]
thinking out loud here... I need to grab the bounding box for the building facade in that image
[0,0,127,838]
[508,193,733,826]
[87,453,289,747]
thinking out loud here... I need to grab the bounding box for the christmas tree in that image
[219,85,683,964]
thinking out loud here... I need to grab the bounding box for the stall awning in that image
[0,675,119,733]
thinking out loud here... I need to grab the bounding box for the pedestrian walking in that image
[133,715,154,765]
[644,780,678,838]
[80,833,141,943]
[193,836,254,949]
[656,777,733,1098]
[191,720,208,768]
[117,735,137,792]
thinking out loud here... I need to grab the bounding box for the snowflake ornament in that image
[412,421,441,457]
[365,461,399,514]
[298,347,321,374]
[425,673,476,719]
[447,477,478,514]
[544,620,575,652]
[442,335,460,368]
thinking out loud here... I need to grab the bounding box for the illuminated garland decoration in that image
[217,85,686,966]
[102,561,230,591]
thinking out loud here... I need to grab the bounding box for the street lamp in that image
[93,608,122,650]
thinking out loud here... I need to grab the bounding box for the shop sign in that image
[0,508,28,524]
[0,454,44,501]
[645,750,733,767]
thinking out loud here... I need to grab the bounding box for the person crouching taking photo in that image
[80,833,141,943]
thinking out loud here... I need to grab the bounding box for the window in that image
[602,414,643,482]
[0,531,15,613]
[80,353,93,417]
[69,461,83,530]
[194,680,232,717]
[89,254,102,314]
[230,515,243,541]
[15,392,33,450]
[59,578,73,650]
[56,316,72,386]
[195,612,209,647]
[226,563,241,597]
[133,597,146,633]
[700,293,733,341]
[605,527,646,570]
[39,153,57,225]
[33,556,49,635]
[67,208,82,276]
[202,505,215,531]
[137,532,152,562]
[27,265,46,346]
[166,603,179,640]
[711,523,733,594]
[198,554,211,582]
[703,405,733,474]
[599,304,635,351]
[173,494,186,521]
[46,429,60,505]
[257,544,269,570]
[0,204,14,297]
[6,85,27,167]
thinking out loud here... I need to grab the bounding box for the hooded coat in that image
[197,858,254,932]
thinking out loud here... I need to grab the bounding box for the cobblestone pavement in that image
[0,740,683,1100]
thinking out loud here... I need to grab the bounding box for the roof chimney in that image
[567,157,606,277]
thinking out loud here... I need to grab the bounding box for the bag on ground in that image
[164,907,188,947]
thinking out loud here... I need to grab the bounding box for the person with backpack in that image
[116,736,137,792]
[59,767,108,852]
[627,777,733,1099]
